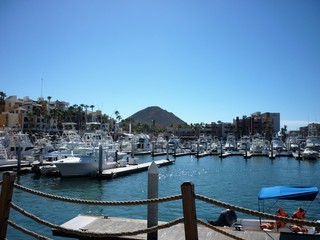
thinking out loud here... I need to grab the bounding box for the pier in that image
[52,215,284,240]
[2,172,320,240]
[97,159,173,179]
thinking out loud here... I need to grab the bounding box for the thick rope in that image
[13,183,182,205]
[196,194,320,228]
[8,220,52,240]
[197,219,245,240]
[11,202,184,238]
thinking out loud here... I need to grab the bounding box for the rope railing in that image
[13,182,183,205]
[11,201,184,238]
[197,219,245,240]
[7,220,52,240]
[2,174,320,240]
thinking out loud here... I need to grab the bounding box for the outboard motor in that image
[209,209,237,227]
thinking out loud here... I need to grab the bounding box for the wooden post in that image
[245,142,248,158]
[196,141,199,157]
[151,141,155,156]
[17,146,21,170]
[147,162,158,240]
[0,172,16,239]
[98,144,103,174]
[166,143,169,160]
[181,182,198,240]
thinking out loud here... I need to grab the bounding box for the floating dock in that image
[52,215,286,240]
[97,159,173,179]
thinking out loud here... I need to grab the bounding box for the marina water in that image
[3,154,320,239]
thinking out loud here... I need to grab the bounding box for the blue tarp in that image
[258,186,319,201]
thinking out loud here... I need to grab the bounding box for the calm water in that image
[3,154,320,239]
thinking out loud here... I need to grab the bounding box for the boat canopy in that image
[258,186,319,201]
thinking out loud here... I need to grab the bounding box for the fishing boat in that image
[209,186,320,237]
[0,143,30,169]
[53,146,121,177]
[301,147,319,160]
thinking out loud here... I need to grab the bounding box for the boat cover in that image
[258,186,319,201]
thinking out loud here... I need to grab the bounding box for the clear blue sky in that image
[1,0,319,131]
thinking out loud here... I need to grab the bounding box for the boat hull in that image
[54,156,117,177]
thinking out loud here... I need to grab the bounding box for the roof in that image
[258,186,319,201]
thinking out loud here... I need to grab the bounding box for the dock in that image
[52,215,285,240]
[97,159,173,179]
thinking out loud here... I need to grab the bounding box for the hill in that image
[127,106,186,127]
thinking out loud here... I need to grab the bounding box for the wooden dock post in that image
[0,172,16,239]
[99,144,103,175]
[181,182,198,240]
[196,140,200,157]
[147,162,159,240]
[17,146,21,171]
[166,143,169,160]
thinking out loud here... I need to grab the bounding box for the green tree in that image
[0,91,6,113]
[280,125,287,143]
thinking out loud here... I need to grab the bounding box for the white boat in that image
[271,137,284,152]
[0,143,29,167]
[209,186,320,236]
[224,134,236,151]
[132,133,151,153]
[302,147,319,160]
[8,131,35,159]
[53,146,119,177]
[250,139,268,156]
[54,155,117,177]
[237,136,251,153]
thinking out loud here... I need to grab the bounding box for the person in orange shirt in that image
[276,207,289,228]
[292,207,306,220]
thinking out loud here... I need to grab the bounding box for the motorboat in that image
[224,134,236,151]
[53,146,120,177]
[301,148,319,160]
[209,186,320,236]
[237,136,251,153]
[8,131,35,159]
[271,137,284,152]
[250,138,268,156]
[0,143,30,168]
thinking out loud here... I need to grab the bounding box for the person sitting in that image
[275,207,289,228]
[290,224,308,233]
[208,209,237,227]
[292,207,306,221]
[260,222,275,230]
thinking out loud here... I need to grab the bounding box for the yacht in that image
[224,134,236,151]
[53,146,120,177]
[301,147,319,160]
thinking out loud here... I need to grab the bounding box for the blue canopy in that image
[258,186,319,201]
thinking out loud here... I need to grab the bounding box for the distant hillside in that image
[127,106,186,127]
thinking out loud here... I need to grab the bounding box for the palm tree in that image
[280,125,287,143]
[0,91,6,113]
[115,110,122,122]
[90,105,94,112]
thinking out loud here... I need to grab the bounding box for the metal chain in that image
[11,201,184,237]
[196,194,320,228]
[197,219,245,240]
[14,183,182,205]
[8,220,52,240]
